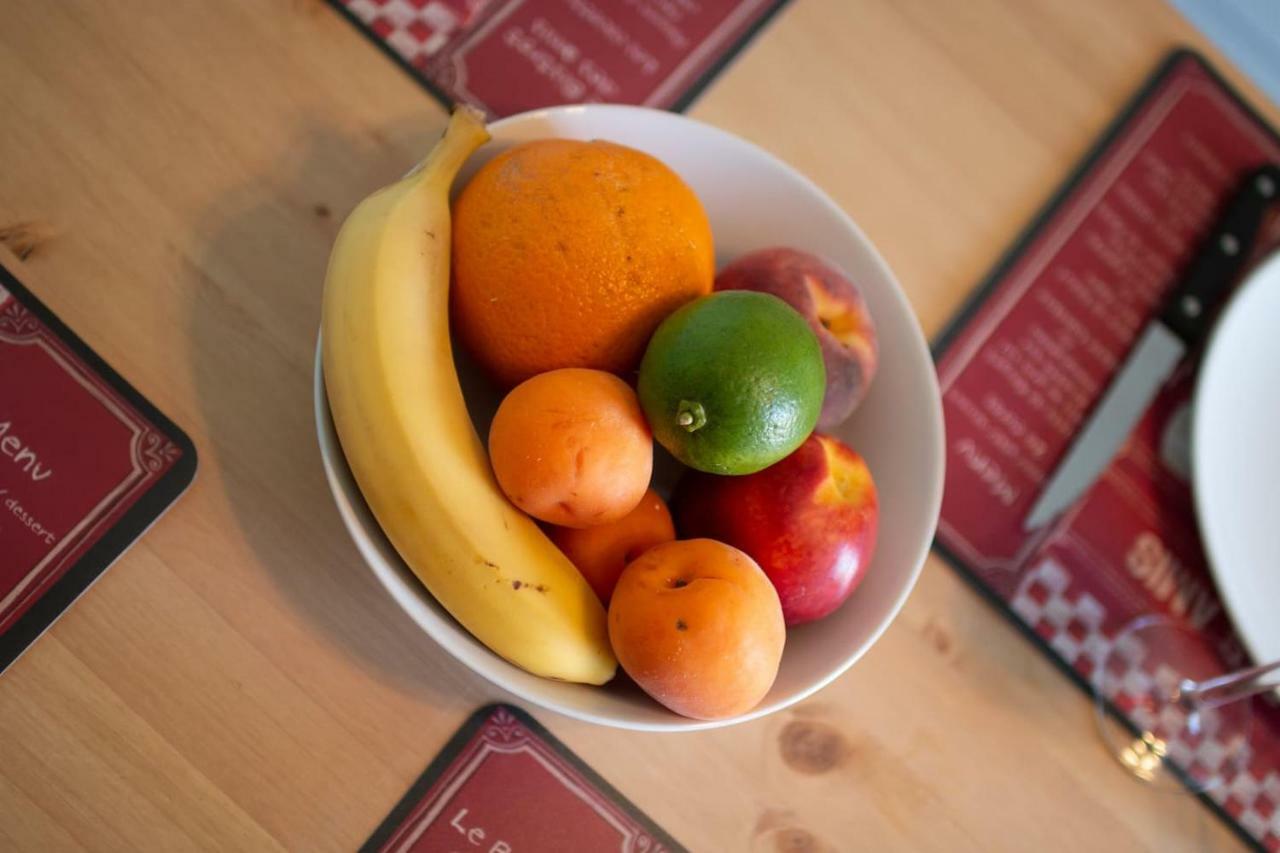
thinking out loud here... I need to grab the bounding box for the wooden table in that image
[0,1,1271,850]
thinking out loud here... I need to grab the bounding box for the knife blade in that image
[1024,164,1280,531]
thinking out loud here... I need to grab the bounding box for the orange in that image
[608,539,785,720]
[452,139,714,387]
[548,488,676,604]
[488,368,652,528]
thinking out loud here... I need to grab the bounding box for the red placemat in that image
[362,704,685,852]
[327,0,790,117]
[0,264,196,672]
[933,50,1280,851]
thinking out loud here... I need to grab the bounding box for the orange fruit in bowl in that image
[548,488,676,605]
[452,139,715,387]
[488,368,652,528]
[608,539,785,720]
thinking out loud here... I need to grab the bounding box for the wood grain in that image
[0,0,1272,849]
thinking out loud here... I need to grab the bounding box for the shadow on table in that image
[185,114,491,705]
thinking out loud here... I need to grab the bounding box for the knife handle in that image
[1160,163,1280,346]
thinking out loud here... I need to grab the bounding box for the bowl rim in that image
[313,103,945,731]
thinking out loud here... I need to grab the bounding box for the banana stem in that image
[409,104,491,181]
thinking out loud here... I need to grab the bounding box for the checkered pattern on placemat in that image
[1012,559,1280,850]
[330,0,793,117]
[338,0,491,70]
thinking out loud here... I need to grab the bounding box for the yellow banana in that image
[321,107,617,685]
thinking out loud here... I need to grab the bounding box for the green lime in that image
[637,291,825,475]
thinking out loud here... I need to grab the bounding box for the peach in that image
[548,488,676,604]
[714,248,878,429]
[608,539,785,720]
[488,368,652,527]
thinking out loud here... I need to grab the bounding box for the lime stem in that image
[676,400,707,433]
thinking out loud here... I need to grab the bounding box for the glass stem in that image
[1180,658,1280,712]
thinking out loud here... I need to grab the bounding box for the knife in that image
[1023,163,1280,531]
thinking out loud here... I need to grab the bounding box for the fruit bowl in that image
[314,104,944,731]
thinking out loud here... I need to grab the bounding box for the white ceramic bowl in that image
[315,105,944,731]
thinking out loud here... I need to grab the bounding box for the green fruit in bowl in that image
[637,291,825,475]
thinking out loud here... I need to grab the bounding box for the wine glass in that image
[1092,615,1280,793]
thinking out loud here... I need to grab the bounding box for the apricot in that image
[488,368,652,528]
[608,539,785,720]
[548,489,676,604]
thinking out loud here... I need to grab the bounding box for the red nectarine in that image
[673,434,878,625]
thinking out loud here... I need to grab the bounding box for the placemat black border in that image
[322,0,794,115]
[930,47,1279,853]
[0,262,197,674]
[361,703,688,852]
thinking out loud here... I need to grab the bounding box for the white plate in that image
[315,104,945,730]
[1193,250,1280,664]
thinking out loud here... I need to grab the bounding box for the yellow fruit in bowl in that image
[451,138,714,387]
[320,108,615,686]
